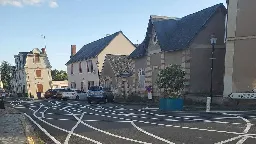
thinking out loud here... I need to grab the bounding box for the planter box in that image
[159,98,183,111]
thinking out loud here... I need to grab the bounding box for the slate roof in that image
[129,3,226,58]
[66,31,122,65]
[104,54,133,77]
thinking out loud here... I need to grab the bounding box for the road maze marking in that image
[11,100,256,144]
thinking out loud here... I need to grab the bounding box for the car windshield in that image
[88,86,102,91]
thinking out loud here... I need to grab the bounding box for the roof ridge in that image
[181,3,224,19]
[83,31,121,47]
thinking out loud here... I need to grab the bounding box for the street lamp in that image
[206,33,217,112]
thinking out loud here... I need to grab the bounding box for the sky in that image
[0,0,226,71]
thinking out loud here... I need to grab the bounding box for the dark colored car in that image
[44,89,57,99]
[103,88,114,102]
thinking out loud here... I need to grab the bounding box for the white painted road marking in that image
[24,113,61,144]
[131,121,175,144]
[64,112,85,144]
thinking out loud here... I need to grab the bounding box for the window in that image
[88,81,94,89]
[71,64,74,74]
[138,68,145,88]
[34,54,40,63]
[79,62,82,73]
[81,82,84,91]
[36,70,41,77]
[71,82,76,89]
[152,31,158,44]
[87,60,93,72]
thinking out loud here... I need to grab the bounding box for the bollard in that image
[206,97,211,112]
[0,97,5,109]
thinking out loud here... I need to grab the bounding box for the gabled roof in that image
[66,31,122,65]
[104,54,133,77]
[129,3,226,59]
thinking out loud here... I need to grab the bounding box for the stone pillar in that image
[223,41,235,97]
[181,49,191,93]
[131,60,136,92]
[145,56,152,87]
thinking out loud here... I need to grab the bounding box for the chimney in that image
[41,48,46,54]
[70,45,76,58]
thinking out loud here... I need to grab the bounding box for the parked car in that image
[87,86,107,104]
[44,89,58,99]
[61,88,77,100]
[103,88,114,102]
[54,88,67,99]
[72,89,87,100]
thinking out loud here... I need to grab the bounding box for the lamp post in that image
[206,34,217,112]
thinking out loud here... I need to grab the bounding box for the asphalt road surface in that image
[7,98,256,144]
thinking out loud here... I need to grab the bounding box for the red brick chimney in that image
[41,48,46,54]
[71,45,76,58]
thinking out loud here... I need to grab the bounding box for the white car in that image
[62,88,77,100]
[72,89,87,100]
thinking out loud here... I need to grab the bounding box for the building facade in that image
[224,0,256,96]
[66,31,136,91]
[130,4,227,98]
[12,48,52,98]
[101,54,133,96]
[0,72,3,88]
[52,80,68,89]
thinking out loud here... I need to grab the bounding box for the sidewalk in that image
[0,106,27,144]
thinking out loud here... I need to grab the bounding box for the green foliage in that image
[51,69,68,81]
[0,61,12,90]
[156,64,185,98]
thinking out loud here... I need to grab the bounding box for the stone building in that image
[129,4,227,98]
[66,31,136,91]
[12,48,52,98]
[223,0,256,96]
[101,54,133,96]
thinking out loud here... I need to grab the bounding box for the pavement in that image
[0,105,27,144]
[6,97,256,144]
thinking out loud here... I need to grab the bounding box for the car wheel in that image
[76,95,79,100]
[103,98,107,104]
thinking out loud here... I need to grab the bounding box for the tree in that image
[0,61,12,90]
[51,69,68,81]
[156,64,185,98]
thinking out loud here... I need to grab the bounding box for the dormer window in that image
[153,32,158,44]
[34,54,40,63]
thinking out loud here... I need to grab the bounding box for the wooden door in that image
[37,84,43,93]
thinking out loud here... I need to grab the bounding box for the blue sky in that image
[0,0,225,71]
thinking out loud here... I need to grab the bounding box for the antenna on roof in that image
[41,34,46,48]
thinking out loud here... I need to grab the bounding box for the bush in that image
[156,64,185,98]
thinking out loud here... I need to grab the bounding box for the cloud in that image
[0,0,58,8]
[49,0,58,8]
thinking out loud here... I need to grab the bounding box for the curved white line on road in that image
[214,113,253,144]
[33,105,103,144]
[64,113,85,144]
[71,114,151,144]
[24,113,61,144]
[131,121,175,144]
